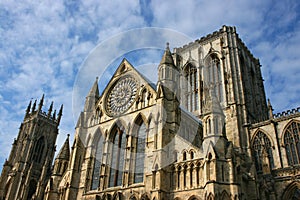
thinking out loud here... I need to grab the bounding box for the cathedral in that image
[1,25,300,200]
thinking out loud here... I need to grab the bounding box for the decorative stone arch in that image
[282,181,300,200]
[91,127,105,147]
[250,129,275,172]
[203,52,222,64]
[107,119,127,141]
[189,149,195,159]
[182,149,188,161]
[188,194,202,200]
[129,194,138,200]
[102,193,112,200]
[131,113,148,133]
[280,119,300,146]
[206,192,214,200]
[140,193,150,200]
[250,129,275,147]
[220,190,231,200]
[281,119,300,140]
[282,120,300,166]
[182,61,197,71]
[174,197,182,200]
[112,191,122,200]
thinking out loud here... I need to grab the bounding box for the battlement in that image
[273,107,300,119]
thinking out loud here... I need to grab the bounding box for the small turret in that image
[157,43,179,101]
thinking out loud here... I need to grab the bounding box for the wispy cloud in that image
[0,0,299,171]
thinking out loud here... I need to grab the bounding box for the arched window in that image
[284,121,300,165]
[252,131,274,172]
[205,54,223,102]
[184,64,198,112]
[183,165,187,188]
[183,151,187,161]
[32,136,45,163]
[190,163,194,187]
[133,122,146,183]
[190,151,194,159]
[91,136,104,190]
[108,127,126,187]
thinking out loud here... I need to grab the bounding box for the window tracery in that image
[251,131,274,172]
[133,122,146,183]
[184,64,199,112]
[108,127,126,187]
[205,54,223,103]
[91,135,104,190]
[284,121,300,165]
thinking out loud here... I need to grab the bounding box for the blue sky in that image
[0,0,299,170]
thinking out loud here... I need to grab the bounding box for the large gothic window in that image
[32,136,45,163]
[184,64,199,112]
[284,121,300,165]
[252,131,274,172]
[133,122,146,183]
[91,135,104,190]
[205,54,223,102]
[108,127,126,187]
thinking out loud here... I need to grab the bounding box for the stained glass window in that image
[91,136,104,190]
[284,122,300,165]
[134,123,146,183]
[108,127,126,187]
[252,131,274,172]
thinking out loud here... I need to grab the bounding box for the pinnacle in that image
[159,42,174,65]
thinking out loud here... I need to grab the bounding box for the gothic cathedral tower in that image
[0,95,63,200]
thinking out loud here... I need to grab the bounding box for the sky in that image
[0,0,299,170]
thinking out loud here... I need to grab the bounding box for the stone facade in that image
[1,25,300,200]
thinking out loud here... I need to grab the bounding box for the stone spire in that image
[159,42,175,65]
[56,134,70,160]
[84,77,99,112]
[87,77,99,98]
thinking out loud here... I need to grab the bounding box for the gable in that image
[97,59,157,119]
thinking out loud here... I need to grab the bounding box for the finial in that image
[47,101,53,117]
[267,98,274,119]
[26,99,32,114]
[96,76,98,81]
[31,100,37,112]
[166,42,170,49]
[57,104,63,125]
[38,94,44,111]
[67,134,70,138]
[52,109,56,120]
